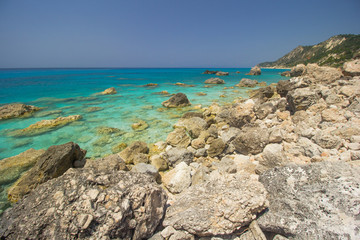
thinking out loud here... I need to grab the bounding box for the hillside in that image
[259,34,360,68]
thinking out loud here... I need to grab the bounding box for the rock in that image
[202,70,218,74]
[0,148,46,185]
[96,126,124,136]
[248,66,261,75]
[131,163,160,182]
[215,71,229,76]
[258,161,360,239]
[150,154,168,171]
[162,93,191,108]
[174,117,207,138]
[196,92,207,96]
[131,120,149,131]
[233,127,269,155]
[249,86,275,101]
[313,130,342,149]
[260,144,288,169]
[219,127,241,144]
[204,78,225,84]
[321,108,347,123]
[84,106,103,113]
[207,138,226,157]
[303,63,343,83]
[163,174,268,236]
[254,102,276,120]
[164,147,194,167]
[133,153,150,165]
[144,83,159,87]
[11,115,82,136]
[85,154,128,172]
[182,111,203,119]
[100,87,117,95]
[286,87,320,112]
[0,169,167,240]
[191,138,206,149]
[166,128,191,148]
[111,142,127,153]
[236,78,258,87]
[216,100,256,128]
[0,103,40,120]
[343,59,360,76]
[289,64,306,77]
[8,142,86,203]
[269,128,283,143]
[162,162,192,194]
[119,141,149,164]
[276,77,310,97]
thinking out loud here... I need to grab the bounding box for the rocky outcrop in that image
[119,141,149,164]
[258,162,360,239]
[286,87,321,112]
[166,128,191,148]
[162,93,191,108]
[343,59,360,76]
[11,115,82,136]
[163,173,268,236]
[0,169,168,240]
[204,78,225,84]
[84,153,128,172]
[100,87,117,95]
[8,142,86,203]
[174,117,207,138]
[0,103,40,120]
[248,66,261,75]
[233,126,269,155]
[162,162,192,194]
[202,70,218,74]
[303,63,343,83]
[236,78,258,87]
[215,71,229,76]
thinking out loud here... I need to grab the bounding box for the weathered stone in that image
[254,102,276,120]
[343,59,360,76]
[133,153,150,165]
[150,154,168,171]
[84,153,127,172]
[166,128,191,148]
[182,111,203,119]
[236,78,258,87]
[215,71,229,76]
[289,64,306,77]
[8,142,86,203]
[303,63,343,83]
[1,169,167,240]
[204,78,225,84]
[100,87,117,95]
[174,117,207,138]
[202,70,218,74]
[163,174,268,236]
[286,87,320,112]
[258,161,360,239]
[162,93,191,108]
[248,66,261,75]
[313,130,342,149]
[207,138,225,157]
[216,100,256,128]
[219,127,241,144]
[321,108,347,123]
[164,147,194,167]
[249,86,275,101]
[260,144,288,169]
[269,128,283,143]
[131,120,149,131]
[0,103,40,120]
[131,163,160,182]
[119,141,149,164]
[163,162,192,194]
[233,127,269,155]
[191,138,206,149]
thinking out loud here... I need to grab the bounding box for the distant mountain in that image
[259,34,360,68]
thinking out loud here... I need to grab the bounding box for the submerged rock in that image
[0,103,40,120]
[162,93,191,108]
[0,169,168,240]
[131,120,149,131]
[258,161,360,239]
[99,87,117,95]
[248,66,261,75]
[204,78,225,84]
[8,142,86,203]
[236,78,258,87]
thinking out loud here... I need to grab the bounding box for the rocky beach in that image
[0,58,359,239]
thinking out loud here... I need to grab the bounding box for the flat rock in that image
[0,169,168,240]
[162,93,191,108]
[163,173,268,236]
[258,161,360,239]
[0,103,40,120]
[215,71,229,76]
[204,78,225,84]
[343,59,360,76]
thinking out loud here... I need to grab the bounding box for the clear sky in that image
[0,0,359,68]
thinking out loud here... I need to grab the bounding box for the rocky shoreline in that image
[0,62,360,239]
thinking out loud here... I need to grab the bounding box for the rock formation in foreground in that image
[0,103,40,120]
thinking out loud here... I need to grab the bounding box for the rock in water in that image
[257,161,360,239]
[248,66,261,75]
[0,168,168,240]
[100,87,117,95]
[163,174,268,236]
[8,142,86,203]
[215,71,229,76]
[236,78,258,87]
[0,103,40,120]
[162,93,191,108]
[204,78,225,84]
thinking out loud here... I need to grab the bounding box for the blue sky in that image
[0,0,359,68]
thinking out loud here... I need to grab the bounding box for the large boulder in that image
[163,173,268,236]
[166,128,191,148]
[174,117,207,138]
[286,87,321,112]
[164,147,194,167]
[276,77,311,98]
[303,63,343,83]
[260,144,288,169]
[289,64,306,77]
[84,153,127,172]
[162,162,192,194]
[258,161,360,239]
[8,142,86,203]
[233,126,269,155]
[248,66,261,75]
[204,78,225,84]
[343,59,360,76]
[216,100,256,128]
[207,138,226,157]
[162,93,191,108]
[0,103,40,120]
[119,141,149,164]
[0,168,168,240]
[236,78,258,87]
[249,86,275,101]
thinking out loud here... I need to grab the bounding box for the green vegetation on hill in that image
[259,34,360,68]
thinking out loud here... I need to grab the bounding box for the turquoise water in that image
[0,68,289,159]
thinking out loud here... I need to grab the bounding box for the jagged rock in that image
[204,78,225,84]
[303,63,343,83]
[236,78,258,87]
[191,138,206,149]
[119,141,149,164]
[289,64,306,77]
[133,153,150,165]
[215,71,229,76]
[207,138,226,157]
[258,161,360,239]
[8,142,86,203]
[174,117,207,138]
[163,173,268,236]
[162,162,192,194]
[286,87,321,112]
[0,103,40,120]
[84,153,127,172]
[131,163,160,182]
[100,87,117,95]
[10,115,82,136]
[276,77,310,98]
[0,148,46,185]
[254,102,277,120]
[0,169,167,240]
[164,147,194,167]
[233,127,269,155]
[162,93,191,108]
[281,71,290,77]
[248,66,261,75]
[249,86,275,101]
[260,144,288,169]
[321,108,347,122]
[216,100,256,128]
[150,154,168,171]
[166,128,191,148]
[343,59,360,76]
